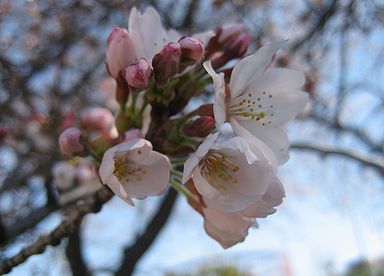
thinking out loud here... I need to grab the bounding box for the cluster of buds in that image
[57,6,309,249]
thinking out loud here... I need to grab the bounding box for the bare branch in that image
[291,142,384,174]
[0,186,113,274]
[65,226,91,276]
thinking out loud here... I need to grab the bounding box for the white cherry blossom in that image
[183,133,280,212]
[99,139,171,205]
[203,43,309,164]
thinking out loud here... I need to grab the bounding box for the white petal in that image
[182,155,200,184]
[193,30,215,46]
[193,166,221,199]
[123,151,170,198]
[195,132,219,158]
[129,6,168,62]
[203,207,252,248]
[203,61,226,124]
[213,136,258,164]
[236,123,289,165]
[229,42,285,98]
[230,118,277,169]
[105,175,135,206]
[99,146,118,184]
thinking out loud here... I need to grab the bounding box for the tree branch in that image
[65,226,91,276]
[291,142,384,174]
[0,186,113,274]
[115,188,178,276]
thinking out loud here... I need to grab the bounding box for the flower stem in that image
[169,178,199,205]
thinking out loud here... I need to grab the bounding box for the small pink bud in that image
[178,36,205,65]
[218,23,244,44]
[59,127,86,157]
[152,42,182,85]
[124,128,145,141]
[80,107,115,132]
[106,27,136,79]
[183,116,216,138]
[123,58,152,90]
[225,32,252,57]
[198,104,214,117]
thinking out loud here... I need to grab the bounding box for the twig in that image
[0,186,113,274]
[65,226,91,276]
[291,142,384,174]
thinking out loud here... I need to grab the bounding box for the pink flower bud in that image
[80,107,115,132]
[183,116,216,138]
[124,128,145,141]
[198,104,214,117]
[225,32,252,58]
[123,58,152,90]
[152,42,181,85]
[178,36,205,65]
[106,27,136,79]
[217,23,244,44]
[59,127,86,157]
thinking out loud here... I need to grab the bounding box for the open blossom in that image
[99,139,171,205]
[183,132,280,212]
[186,176,285,248]
[204,42,309,164]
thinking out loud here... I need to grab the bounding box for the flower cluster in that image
[58,6,308,248]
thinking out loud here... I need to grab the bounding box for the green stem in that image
[169,178,199,204]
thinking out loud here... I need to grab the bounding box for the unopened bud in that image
[80,107,115,132]
[218,24,244,44]
[59,127,86,157]
[123,58,152,90]
[152,42,181,85]
[183,116,216,138]
[225,32,252,58]
[106,27,136,79]
[198,104,214,117]
[178,36,205,65]
[124,128,144,141]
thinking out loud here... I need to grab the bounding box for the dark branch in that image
[65,226,91,276]
[0,186,113,274]
[115,188,178,276]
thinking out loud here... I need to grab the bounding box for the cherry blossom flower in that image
[186,175,285,248]
[203,43,309,164]
[99,139,171,205]
[182,133,280,212]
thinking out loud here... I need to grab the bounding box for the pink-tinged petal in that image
[236,123,290,165]
[122,139,153,163]
[105,174,135,206]
[182,155,200,184]
[229,42,285,99]
[99,146,118,184]
[230,118,277,169]
[193,30,215,46]
[203,61,226,124]
[106,27,136,79]
[193,166,221,199]
[122,151,171,198]
[129,6,169,62]
[250,68,305,92]
[213,136,258,165]
[195,132,219,158]
[203,207,253,249]
[243,175,285,218]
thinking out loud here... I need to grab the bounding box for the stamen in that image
[199,151,240,191]
[113,151,147,184]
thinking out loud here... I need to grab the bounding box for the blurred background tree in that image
[0,0,383,275]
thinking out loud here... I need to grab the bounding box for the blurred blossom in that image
[59,127,86,157]
[53,161,76,190]
[80,107,117,139]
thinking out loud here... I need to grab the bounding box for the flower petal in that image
[105,174,135,206]
[129,6,169,62]
[193,30,215,46]
[203,61,226,124]
[235,123,290,165]
[229,42,285,98]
